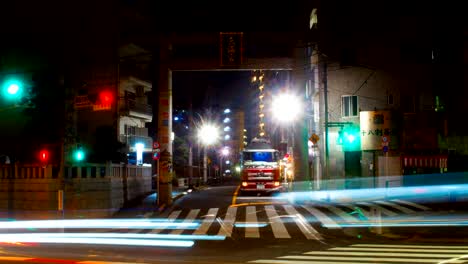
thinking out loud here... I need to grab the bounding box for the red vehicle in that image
[239,137,283,194]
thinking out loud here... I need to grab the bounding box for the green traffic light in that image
[7,84,20,95]
[74,150,85,161]
[341,126,361,151]
[2,79,23,99]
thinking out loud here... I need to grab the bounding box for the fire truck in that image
[239,137,283,194]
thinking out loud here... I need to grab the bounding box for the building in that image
[302,1,467,189]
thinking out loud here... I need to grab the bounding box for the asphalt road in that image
[1,181,468,264]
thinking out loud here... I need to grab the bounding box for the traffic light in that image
[39,149,50,163]
[99,90,113,106]
[73,144,85,162]
[2,78,23,100]
[340,125,361,151]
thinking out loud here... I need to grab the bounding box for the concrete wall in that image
[0,163,152,220]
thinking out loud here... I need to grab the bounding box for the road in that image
[1,180,468,264]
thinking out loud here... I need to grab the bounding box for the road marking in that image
[301,205,340,229]
[323,205,358,223]
[375,200,416,214]
[330,247,468,253]
[250,260,384,264]
[231,185,240,205]
[303,250,463,258]
[279,255,455,263]
[217,206,237,237]
[170,209,200,235]
[149,210,181,234]
[391,199,430,210]
[352,244,468,249]
[245,206,260,238]
[193,208,218,235]
[356,202,398,216]
[230,201,287,207]
[265,205,290,238]
[283,205,322,240]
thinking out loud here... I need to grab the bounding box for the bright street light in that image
[221,147,229,156]
[271,93,302,123]
[197,123,220,146]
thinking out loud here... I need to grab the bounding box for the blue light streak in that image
[234,223,269,228]
[0,234,194,247]
[0,219,200,229]
[2,233,225,241]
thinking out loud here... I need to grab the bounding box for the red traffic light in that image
[39,149,50,162]
[99,90,114,105]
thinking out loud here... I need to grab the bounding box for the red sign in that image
[153,141,160,149]
[152,152,160,160]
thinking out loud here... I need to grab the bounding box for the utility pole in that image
[188,101,193,187]
[323,58,329,180]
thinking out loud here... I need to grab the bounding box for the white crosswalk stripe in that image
[217,206,237,237]
[375,200,417,214]
[357,202,398,216]
[112,199,429,240]
[248,243,468,263]
[245,206,260,238]
[265,205,290,238]
[170,209,199,235]
[283,205,322,240]
[193,208,218,235]
[391,199,430,210]
[149,210,181,234]
[301,205,341,229]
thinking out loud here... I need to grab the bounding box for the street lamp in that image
[197,123,220,183]
[271,92,303,188]
[271,93,302,123]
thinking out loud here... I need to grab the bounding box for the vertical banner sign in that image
[220,32,243,66]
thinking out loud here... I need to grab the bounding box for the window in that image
[341,95,358,117]
[387,94,394,105]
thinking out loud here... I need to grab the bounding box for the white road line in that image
[301,205,340,229]
[170,209,200,235]
[279,255,454,263]
[323,205,358,223]
[374,200,416,214]
[249,260,381,264]
[245,206,260,238]
[149,210,181,234]
[357,202,398,216]
[217,207,237,237]
[303,251,462,258]
[391,199,430,211]
[265,205,290,238]
[283,205,322,240]
[352,244,468,249]
[330,247,468,253]
[193,208,219,235]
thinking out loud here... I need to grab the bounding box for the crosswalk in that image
[247,243,468,264]
[130,199,431,240]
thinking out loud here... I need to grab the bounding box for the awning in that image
[401,155,448,169]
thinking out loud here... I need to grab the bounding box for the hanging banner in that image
[220,32,243,66]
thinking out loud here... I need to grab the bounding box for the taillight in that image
[274,181,280,187]
[241,182,248,187]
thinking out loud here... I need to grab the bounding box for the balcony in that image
[120,99,152,121]
[120,135,153,152]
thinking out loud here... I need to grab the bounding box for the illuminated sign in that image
[220,32,243,66]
